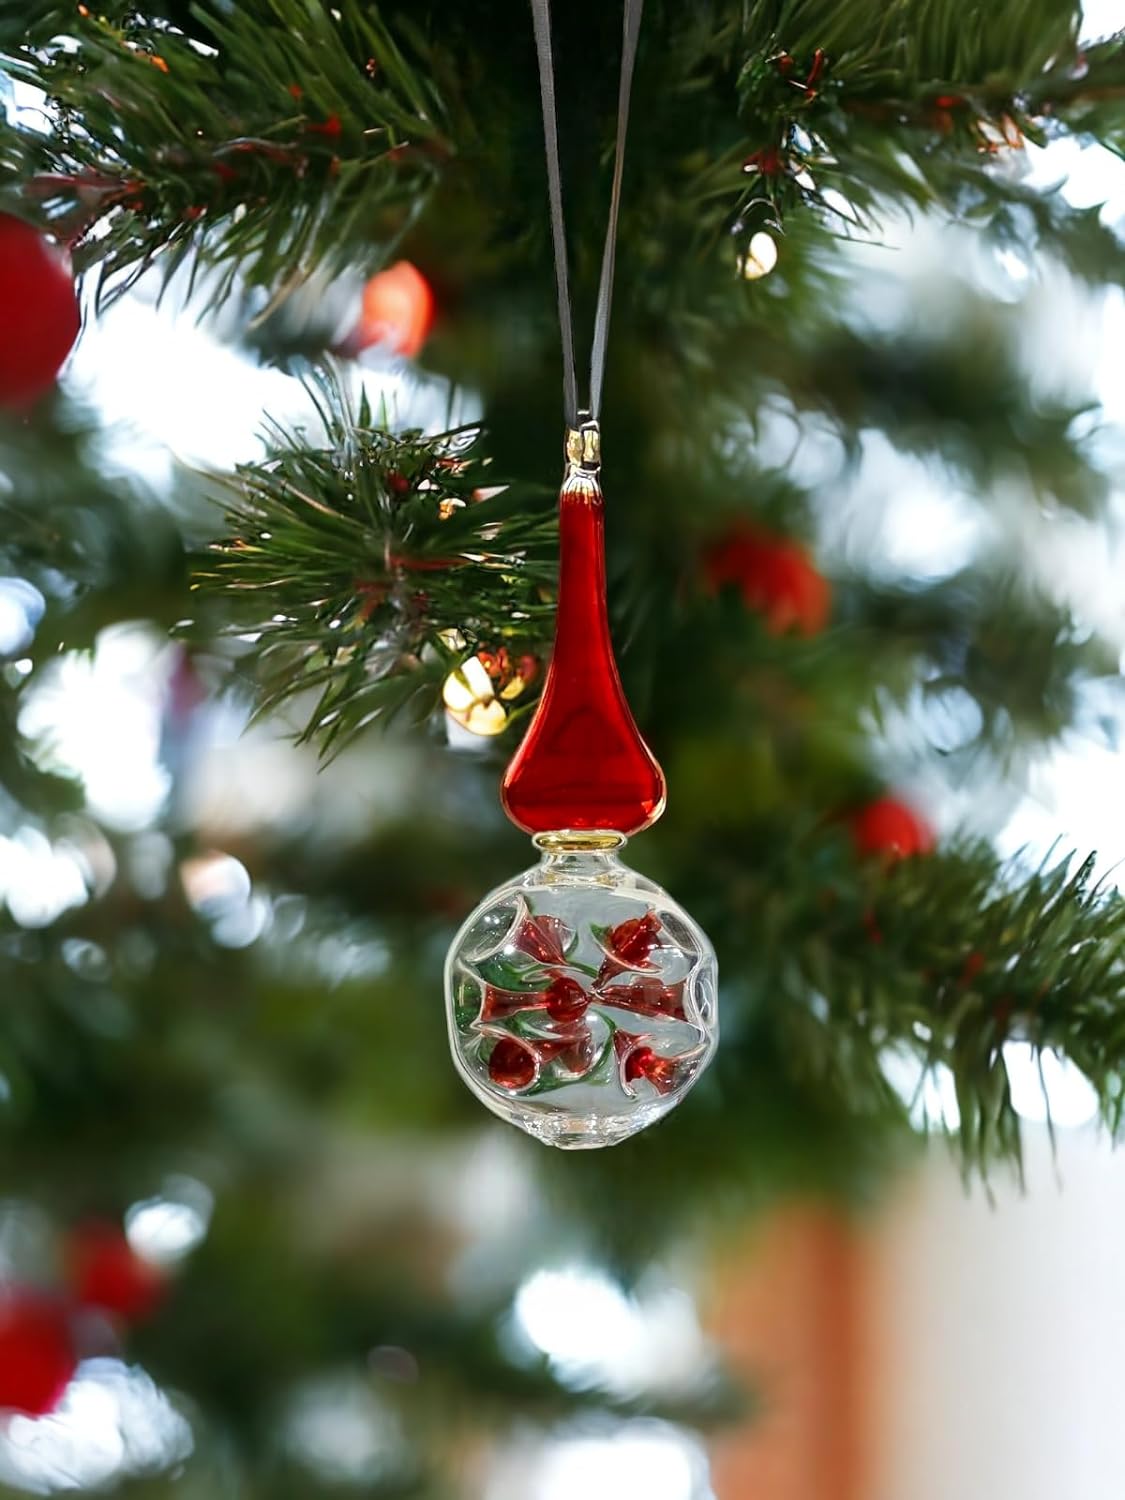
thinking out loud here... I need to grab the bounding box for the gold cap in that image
[565,415,601,473]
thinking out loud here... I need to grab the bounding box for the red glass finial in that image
[501,423,666,836]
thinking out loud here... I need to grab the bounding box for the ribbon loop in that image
[530,0,645,429]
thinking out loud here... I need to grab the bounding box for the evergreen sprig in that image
[734,2,1125,262]
[191,371,556,755]
[799,842,1125,1168]
[1,0,449,307]
[637,812,1125,1184]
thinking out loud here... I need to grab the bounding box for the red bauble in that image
[0,214,80,408]
[0,1293,77,1417]
[851,795,935,860]
[703,523,830,636]
[355,261,434,357]
[502,473,666,835]
[67,1223,165,1323]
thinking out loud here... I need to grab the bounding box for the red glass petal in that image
[595,910,664,984]
[479,973,589,1026]
[479,984,549,1023]
[607,911,662,964]
[511,914,574,966]
[535,1026,597,1077]
[600,975,686,1021]
[488,1037,537,1091]
[502,475,666,835]
[617,1039,680,1096]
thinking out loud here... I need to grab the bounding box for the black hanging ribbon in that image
[529,0,645,429]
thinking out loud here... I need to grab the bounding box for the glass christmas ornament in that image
[445,831,718,1148]
[445,420,719,1148]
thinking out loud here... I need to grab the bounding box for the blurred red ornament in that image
[355,260,434,357]
[0,1292,77,1417]
[703,523,830,636]
[67,1223,165,1323]
[0,214,80,408]
[851,796,935,860]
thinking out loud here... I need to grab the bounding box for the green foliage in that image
[0,406,183,810]
[734,0,1125,262]
[1,0,448,307]
[4,0,1125,1488]
[1,0,1121,1197]
[192,369,556,755]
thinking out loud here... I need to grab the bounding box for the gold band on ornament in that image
[533,830,627,852]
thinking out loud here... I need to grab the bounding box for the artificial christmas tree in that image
[2,0,1125,1493]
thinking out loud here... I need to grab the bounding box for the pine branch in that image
[0,408,184,634]
[1,0,449,307]
[716,307,1111,514]
[852,570,1121,752]
[190,367,556,756]
[734,3,1125,262]
[0,407,183,810]
[643,802,1125,1182]
[803,843,1125,1173]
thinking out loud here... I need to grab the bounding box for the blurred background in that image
[4,0,1125,1495]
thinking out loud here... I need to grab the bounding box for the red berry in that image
[488,1038,537,1091]
[703,524,830,636]
[0,1293,77,1417]
[0,214,80,408]
[851,796,935,860]
[307,113,342,137]
[960,951,986,984]
[545,975,588,1024]
[67,1223,165,1323]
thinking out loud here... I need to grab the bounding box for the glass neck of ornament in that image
[532,830,627,883]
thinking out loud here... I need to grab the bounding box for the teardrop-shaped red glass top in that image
[502,469,666,836]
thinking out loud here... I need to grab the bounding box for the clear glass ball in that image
[444,832,718,1149]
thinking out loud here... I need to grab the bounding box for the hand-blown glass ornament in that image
[445,425,719,1148]
[445,0,717,1147]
